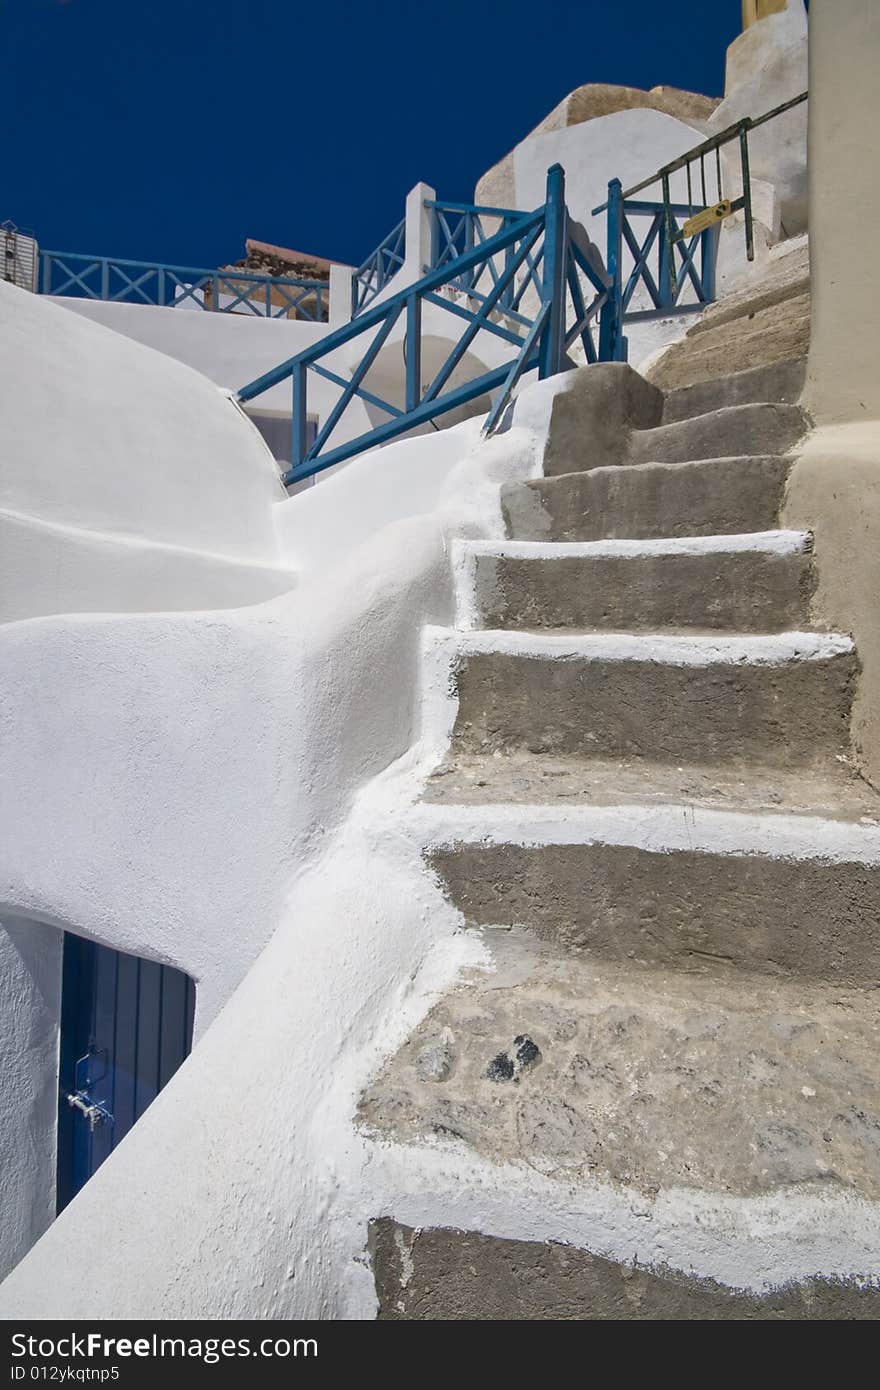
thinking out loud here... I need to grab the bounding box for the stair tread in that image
[358,928,880,1200]
[438,626,851,662]
[423,751,879,822]
[524,451,794,487]
[460,529,810,559]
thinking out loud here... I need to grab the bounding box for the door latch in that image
[66,1090,114,1132]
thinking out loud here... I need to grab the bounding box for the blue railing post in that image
[100,258,110,300]
[659,173,676,311]
[598,178,625,362]
[292,361,308,472]
[405,291,421,412]
[538,163,567,379]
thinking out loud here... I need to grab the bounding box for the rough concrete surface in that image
[661,358,806,424]
[360,929,880,1196]
[424,751,879,820]
[502,455,793,542]
[648,295,811,393]
[371,1218,880,1320]
[541,364,662,478]
[428,841,880,984]
[625,402,807,470]
[472,546,814,632]
[451,645,856,766]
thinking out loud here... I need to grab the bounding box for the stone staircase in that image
[358,331,880,1316]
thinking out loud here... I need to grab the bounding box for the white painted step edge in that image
[425,625,854,666]
[455,530,812,561]
[409,800,880,866]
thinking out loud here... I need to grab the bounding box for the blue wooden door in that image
[57,934,195,1211]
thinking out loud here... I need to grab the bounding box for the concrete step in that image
[456,531,814,633]
[544,400,807,480]
[434,628,855,769]
[622,402,808,472]
[647,292,810,393]
[423,750,879,821]
[661,359,806,425]
[361,928,880,1193]
[370,1216,880,1320]
[502,455,792,542]
[419,801,880,983]
[362,926,880,1318]
[420,756,880,981]
[691,241,810,337]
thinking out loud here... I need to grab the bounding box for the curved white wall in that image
[0,374,552,1314]
[0,281,287,551]
[0,282,298,620]
[0,917,62,1284]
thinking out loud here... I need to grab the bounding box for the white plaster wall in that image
[0,283,285,561]
[0,509,298,622]
[0,372,554,1308]
[53,298,331,416]
[0,916,62,1283]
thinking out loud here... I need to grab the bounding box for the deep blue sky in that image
[4,0,741,270]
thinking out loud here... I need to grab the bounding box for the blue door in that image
[56,934,195,1211]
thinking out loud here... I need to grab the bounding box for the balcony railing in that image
[351,218,406,316]
[41,251,330,320]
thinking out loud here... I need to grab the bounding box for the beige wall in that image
[784,427,880,786]
[785,2,880,786]
[804,0,880,423]
[742,0,790,28]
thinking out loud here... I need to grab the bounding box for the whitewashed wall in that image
[0,917,62,1282]
[0,282,296,620]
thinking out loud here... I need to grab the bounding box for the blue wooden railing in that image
[41,251,330,320]
[351,218,406,316]
[238,166,613,485]
[594,91,809,358]
[595,179,719,362]
[427,200,535,303]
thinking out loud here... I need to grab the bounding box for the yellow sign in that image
[682,199,734,237]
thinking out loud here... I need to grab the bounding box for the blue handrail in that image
[41,250,330,320]
[238,166,613,485]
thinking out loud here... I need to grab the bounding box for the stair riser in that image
[543,401,806,479]
[471,550,814,632]
[502,456,791,542]
[624,403,807,471]
[371,1221,880,1320]
[451,651,856,766]
[661,359,806,425]
[430,841,880,985]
